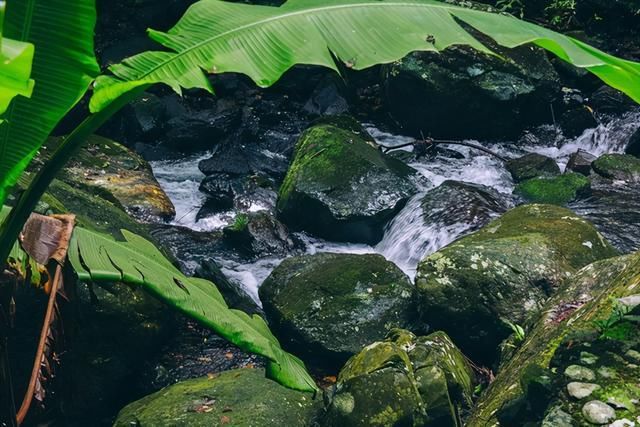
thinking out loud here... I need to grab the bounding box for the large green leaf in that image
[91,0,640,112]
[0,0,99,207]
[0,0,35,120]
[67,226,317,393]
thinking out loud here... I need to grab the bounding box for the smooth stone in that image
[565,365,596,381]
[625,349,640,362]
[567,382,600,399]
[581,400,616,425]
[597,367,617,379]
[541,406,575,427]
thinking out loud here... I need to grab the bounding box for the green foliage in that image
[0,0,99,207]
[90,0,640,113]
[0,0,34,121]
[496,0,525,18]
[230,213,249,231]
[593,299,639,341]
[505,320,526,343]
[546,0,577,29]
[67,226,318,392]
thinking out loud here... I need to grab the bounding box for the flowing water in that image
[151,110,640,303]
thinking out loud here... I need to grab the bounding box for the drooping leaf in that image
[91,0,640,113]
[67,226,317,393]
[0,0,99,207]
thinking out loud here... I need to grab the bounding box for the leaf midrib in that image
[133,0,473,82]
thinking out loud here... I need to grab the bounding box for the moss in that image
[325,330,474,427]
[592,153,640,181]
[514,173,590,205]
[416,204,618,364]
[260,253,415,369]
[114,368,321,427]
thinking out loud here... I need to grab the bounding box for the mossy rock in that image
[592,153,640,182]
[415,204,618,364]
[114,368,321,426]
[259,253,415,370]
[468,251,640,426]
[323,329,474,427]
[277,118,417,245]
[506,153,561,183]
[514,173,590,205]
[36,135,175,221]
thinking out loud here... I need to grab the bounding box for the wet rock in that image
[303,76,349,116]
[589,85,637,116]
[415,204,618,363]
[569,174,640,253]
[277,117,417,244]
[420,180,510,232]
[222,211,301,258]
[506,153,561,183]
[582,400,616,424]
[559,105,598,138]
[260,253,415,370]
[323,329,474,427]
[566,149,597,175]
[42,135,176,222]
[592,153,640,182]
[625,128,640,157]
[468,250,640,426]
[515,172,591,205]
[197,173,278,219]
[114,368,320,427]
[195,258,260,315]
[384,43,561,140]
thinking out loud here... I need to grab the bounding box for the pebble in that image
[541,405,575,426]
[565,365,596,381]
[625,349,640,363]
[597,366,617,379]
[582,400,616,425]
[567,382,600,399]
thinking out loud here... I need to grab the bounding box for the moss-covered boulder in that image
[39,135,175,221]
[384,42,561,140]
[277,117,417,244]
[468,251,640,426]
[592,153,640,182]
[259,253,415,370]
[514,173,591,205]
[323,329,474,427]
[114,368,321,426]
[415,204,618,363]
[506,153,561,183]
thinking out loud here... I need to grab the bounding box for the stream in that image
[151,110,640,305]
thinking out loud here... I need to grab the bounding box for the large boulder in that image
[259,253,415,370]
[277,117,417,244]
[468,251,640,426]
[114,368,321,427]
[592,153,640,182]
[415,204,618,363]
[384,43,561,140]
[323,329,475,427]
[40,135,176,221]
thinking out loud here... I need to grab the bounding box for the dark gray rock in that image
[566,149,597,175]
[506,153,561,183]
[260,253,415,370]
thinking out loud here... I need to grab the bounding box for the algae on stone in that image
[114,368,321,426]
[323,329,475,427]
[515,173,590,205]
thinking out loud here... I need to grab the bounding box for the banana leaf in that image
[91,0,640,113]
[67,226,317,392]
